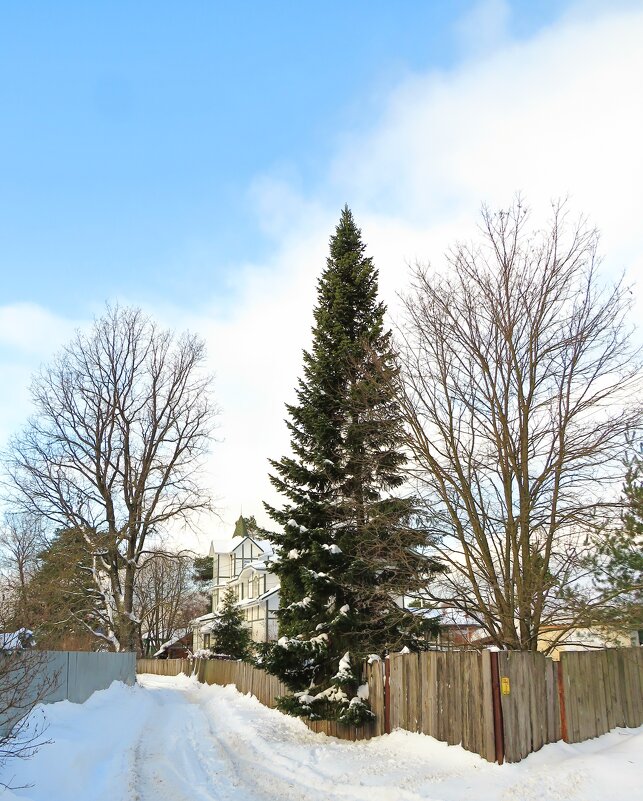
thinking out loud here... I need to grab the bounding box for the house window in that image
[203,634,211,648]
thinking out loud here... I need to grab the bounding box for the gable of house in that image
[191,516,281,647]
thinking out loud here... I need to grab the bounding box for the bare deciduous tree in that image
[397,200,642,650]
[5,306,217,652]
[134,547,208,655]
[0,514,45,627]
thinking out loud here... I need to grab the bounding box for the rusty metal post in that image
[490,651,505,764]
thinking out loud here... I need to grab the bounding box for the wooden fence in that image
[137,657,192,677]
[492,651,561,762]
[137,646,643,764]
[137,656,287,709]
[196,658,288,709]
[385,650,496,761]
[560,647,643,743]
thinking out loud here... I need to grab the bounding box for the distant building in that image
[192,516,280,650]
[406,603,485,648]
[0,628,35,650]
[154,630,193,659]
[537,625,641,660]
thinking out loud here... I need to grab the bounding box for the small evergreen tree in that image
[211,586,252,660]
[262,207,441,724]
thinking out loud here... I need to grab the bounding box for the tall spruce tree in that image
[262,207,441,724]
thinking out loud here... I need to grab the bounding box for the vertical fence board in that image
[366,660,385,737]
[423,653,438,739]
[480,651,496,763]
[388,652,404,732]
[405,653,419,733]
[449,650,462,747]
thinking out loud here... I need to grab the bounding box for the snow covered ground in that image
[1,673,641,801]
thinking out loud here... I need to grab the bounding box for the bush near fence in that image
[137,646,643,764]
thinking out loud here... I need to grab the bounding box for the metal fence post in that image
[490,651,505,764]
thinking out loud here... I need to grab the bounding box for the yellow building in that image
[537,625,639,660]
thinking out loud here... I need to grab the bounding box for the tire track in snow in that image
[132,683,240,801]
[179,679,440,801]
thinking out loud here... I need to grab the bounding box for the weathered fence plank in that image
[559,648,643,743]
[365,659,386,736]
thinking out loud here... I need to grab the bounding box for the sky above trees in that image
[1,0,642,549]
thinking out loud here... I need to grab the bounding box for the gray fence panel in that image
[38,651,69,703]
[1,649,137,736]
[67,651,136,703]
[0,651,67,738]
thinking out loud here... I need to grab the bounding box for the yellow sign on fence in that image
[501,676,511,695]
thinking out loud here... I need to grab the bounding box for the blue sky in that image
[0,1,563,312]
[1,0,642,543]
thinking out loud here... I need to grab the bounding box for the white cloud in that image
[0,303,77,354]
[455,0,511,60]
[0,304,83,448]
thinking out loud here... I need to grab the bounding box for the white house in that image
[192,516,280,650]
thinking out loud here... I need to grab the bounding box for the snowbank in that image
[1,673,641,801]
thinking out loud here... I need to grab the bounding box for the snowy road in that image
[1,673,641,801]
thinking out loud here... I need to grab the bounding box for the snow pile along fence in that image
[137,656,287,708]
[136,646,643,764]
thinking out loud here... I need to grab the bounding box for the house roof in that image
[208,516,276,557]
[0,628,34,650]
[209,537,275,560]
[209,535,244,555]
[153,630,192,657]
[192,611,217,622]
[237,559,271,578]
